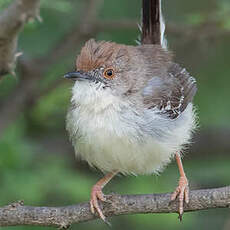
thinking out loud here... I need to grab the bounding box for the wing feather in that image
[142,63,197,119]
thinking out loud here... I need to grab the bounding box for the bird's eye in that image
[103,68,115,79]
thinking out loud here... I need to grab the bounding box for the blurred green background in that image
[0,0,230,229]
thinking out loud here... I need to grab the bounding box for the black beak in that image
[64,71,93,81]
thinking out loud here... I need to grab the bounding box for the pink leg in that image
[171,152,189,220]
[90,171,117,222]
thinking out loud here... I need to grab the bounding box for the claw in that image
[89,171,117,223]
[171,175,189,220]
[90,184,107,222]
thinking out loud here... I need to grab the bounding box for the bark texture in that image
[0,186,229,228]
[0,0,40,77]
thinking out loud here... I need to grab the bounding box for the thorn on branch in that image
[7,200,24,209]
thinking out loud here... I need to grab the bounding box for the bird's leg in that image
[171,152,189,221]
[90,171,118,222]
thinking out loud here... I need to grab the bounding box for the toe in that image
[171,176,190,220]
[90,194,106,221]
[184,186,189,204]
[97,191,106,202]
[90,186,107,221]
[178,187,185,216]
[90,199,95,214]
[171,187,180,201]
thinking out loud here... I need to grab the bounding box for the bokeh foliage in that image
[0,0,230,229]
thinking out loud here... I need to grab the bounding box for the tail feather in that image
[141,0,166,48]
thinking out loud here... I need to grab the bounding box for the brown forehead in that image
[76,39,121,72]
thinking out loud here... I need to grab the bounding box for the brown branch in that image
[0,0,104,137]
[0,0,40,78]
[0,186,229,228]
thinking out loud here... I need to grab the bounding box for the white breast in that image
[66,81,196,175]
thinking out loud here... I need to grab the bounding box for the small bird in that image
[65,39,197,221]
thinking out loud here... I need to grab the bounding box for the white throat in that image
[71,81,120,112]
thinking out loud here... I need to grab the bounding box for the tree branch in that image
[0,0,40,78]
[0,0,103,137]
[0,186,229,228]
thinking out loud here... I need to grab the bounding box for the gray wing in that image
[142,63,197,119]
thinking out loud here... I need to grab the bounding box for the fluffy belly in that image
[71,103,178,175]
[75,133,174,175]
[68,96,194,175]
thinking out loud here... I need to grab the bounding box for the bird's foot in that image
[171,175,189,221]
[90,184,107,222]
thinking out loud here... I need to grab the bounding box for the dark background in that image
[0,0,230,229]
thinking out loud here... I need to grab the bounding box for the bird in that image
[64,38,197,222]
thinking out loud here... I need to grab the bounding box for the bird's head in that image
[65,39,136,97]
[64,39,171,107]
